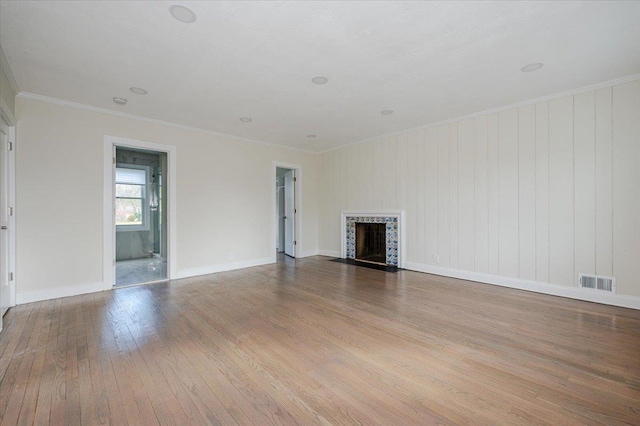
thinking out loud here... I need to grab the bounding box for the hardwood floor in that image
[1,256,639,425]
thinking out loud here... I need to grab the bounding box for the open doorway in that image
[276,166,296,258]
[114,147,168,286]
[0,113,15,328]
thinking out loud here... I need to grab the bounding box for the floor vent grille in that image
[579,274,615,293]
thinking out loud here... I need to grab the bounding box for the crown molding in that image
[16,92,318,154]
[320,73,640,154]
[0,44,20,96]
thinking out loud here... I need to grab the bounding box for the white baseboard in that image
[175,257,274,280]
[298,249,319,258]
[17,281,107,304]
[318,249,340,258]
[404,261,640,310]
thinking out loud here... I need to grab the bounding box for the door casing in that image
[0,106,16,327]
[273,162,302,261]
[103,136,177,289]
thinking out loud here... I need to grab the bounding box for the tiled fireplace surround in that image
[341,211,405,268]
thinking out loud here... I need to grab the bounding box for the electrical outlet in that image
[227,252,233,261]
[433,254,439,265]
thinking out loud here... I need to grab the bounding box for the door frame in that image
[272,162,302,260]
[103,135,177,289]
[0,106,16,314]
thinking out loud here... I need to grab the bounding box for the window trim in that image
[115,164,151,232]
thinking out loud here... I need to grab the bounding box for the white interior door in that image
[283,170,295,257]
[0,120,11,319]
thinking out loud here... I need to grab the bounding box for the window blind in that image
[116,167,146,185]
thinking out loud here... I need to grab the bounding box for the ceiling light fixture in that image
[239,117,252,123]
[129,87,148,95]
[381,110,394,115]
[113,97,128,105]
[311,76,328,85]
[169,4,197,23]
[307,134,317,138]
[520,63,544,72]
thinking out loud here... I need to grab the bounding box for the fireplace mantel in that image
[341,211,405,268]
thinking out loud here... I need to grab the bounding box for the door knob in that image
[0,226,7,230]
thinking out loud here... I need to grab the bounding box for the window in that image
[115,165,150,231]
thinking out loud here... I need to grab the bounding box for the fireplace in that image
[342,211,404,268]
[355,223,386,264]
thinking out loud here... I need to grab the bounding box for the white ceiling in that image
[1,1,639,152]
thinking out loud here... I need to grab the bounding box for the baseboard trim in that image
[298,249,319,258]
[404,262,640,310]
[17,281,107,305]
[175,257,274,280]
[318,249,340,258]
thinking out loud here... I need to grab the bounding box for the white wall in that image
[16,97,319,302]
[0,65,16,117]
[319,79,640,305]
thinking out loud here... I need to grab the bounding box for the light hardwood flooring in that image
[1,256,639,425]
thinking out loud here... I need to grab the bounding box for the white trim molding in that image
[17,281,106,305]
[103,135,177,289]
[0,45,20,95]
[341,210,406,269]
[175,257,273,280]
[322,73,640,154]
[18,92,316,154]
[318,249,341,258]
[404,262,640,311]
[273,161,304,260]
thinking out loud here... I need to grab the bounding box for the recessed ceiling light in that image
[311,76,328,85]
[129,87,148,95]
[239,117,252,123]
[381,110,394,115]
[307,134,317,138]
[520,63,544,72]
[113,97,128,105]
[169,4,197,23]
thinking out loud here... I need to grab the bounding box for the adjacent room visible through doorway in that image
[114,147,168,286]
[275,166,296,259]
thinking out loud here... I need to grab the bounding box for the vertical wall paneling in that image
[382,137,395,210]
[535,102,550,283]
[340,146,348,213]
[612,81,640,297]
[518,105,536,280]
[358,144,367,209]
[416,131,426,263]
[425,127,439,265]
[397,134,409,210]
[319,79,640,300]
[474,116,489,273]
[437,124,450,267]
[457,119,475,271]
[346,145,356,211]
[498,109,519,278]
[324,152,333,250]
[372,139,383,211]
[407,132,420,262]
[487,113,500,275]
[548,96,575,286]
[449,123,459,269]
[595,88,613,277]
[574,91,597,278]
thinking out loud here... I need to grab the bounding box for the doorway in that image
[0,114,15,326]
[114,147,168,286]
[104,135,176,290]
[275,166,297,258]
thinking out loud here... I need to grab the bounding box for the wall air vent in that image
[578,274,615,293]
